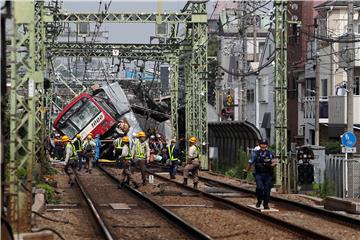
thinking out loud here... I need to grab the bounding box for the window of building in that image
[258,42,265,57]
[321,79,328,97]
[247,89,255,102]
[354,77,360,95]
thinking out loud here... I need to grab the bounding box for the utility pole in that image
[253,14,257,62]
[347,0,354,133]
[237,0,247,121]
[315,52,320,146]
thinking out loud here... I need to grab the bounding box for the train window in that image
[57,121,78,138]
[69,99,100,130]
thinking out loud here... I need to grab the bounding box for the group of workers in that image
[54,127,276,209]
[111,131,201,189]
[61,133,100,185]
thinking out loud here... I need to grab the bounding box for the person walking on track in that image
[183,136,201,189]
[168,139,180,179]
[73,134,83,171]
[131,131,150,186]
[62,135,76,186]
[94,134,101,167]
[113,134,124,168]
[119,136,138,188]
[83,133,96,174]
[243,139,277,209]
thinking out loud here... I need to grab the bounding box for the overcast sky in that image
[62,1,217,43]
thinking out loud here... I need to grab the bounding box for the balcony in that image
[328,96,360,124]
[303,96,329,123]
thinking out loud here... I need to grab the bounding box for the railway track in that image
[103,166,334,240]
[147,165,360,240]
[74,168,211,240]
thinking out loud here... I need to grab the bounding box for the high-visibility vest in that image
[67,143,77,160]
[168,145,178,161]
[115,138,123,150]
[124,146,133,160]
[135,142,146,159]
[74,139,82,152]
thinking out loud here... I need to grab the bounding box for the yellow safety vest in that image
[135,142,146,159]
[115,138,123,150]
[125,146,133,160]
[74,139,82,151]
[168,145,178,161]
[67,143,77,160]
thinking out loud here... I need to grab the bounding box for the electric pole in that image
[347,0,354,133]
[237,0,247,122]
[315,52,320,146]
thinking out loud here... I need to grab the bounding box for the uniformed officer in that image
[183,136,201,189]
[243,139,277,209]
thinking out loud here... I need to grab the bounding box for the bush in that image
[310,180,335,198]
[224,147,254,181]
[36,183,56,203]
[323,140,341,154]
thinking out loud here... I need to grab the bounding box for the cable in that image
[32,211,70,224]
[209,0,218,20]
[32,227,66,240]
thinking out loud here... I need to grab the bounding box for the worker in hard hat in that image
[131,131,150,186]
[113,133,124,168]
[243,139,277,209]
[168,139,180,179]
[83,133,96,174]
[183,136,201,189]
[118,136,137,188]
[73,134,84,171]
[62,135,76,185]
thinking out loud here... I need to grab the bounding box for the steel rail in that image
[196,174,360,227]
[97,165,213,240]
[149,171,336,240]
[152,163,360,227]
[73,172,115,240]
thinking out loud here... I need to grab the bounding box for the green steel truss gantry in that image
[274,0,288,192]
[6,0,208,231]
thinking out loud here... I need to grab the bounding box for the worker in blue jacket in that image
[243,139,277,209]
[94,134,101,166]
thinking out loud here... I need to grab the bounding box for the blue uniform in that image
[249,149,274,208]
[94,137,101,166]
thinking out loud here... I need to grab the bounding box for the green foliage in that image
[323,140,341,154]
[223,147,254,181]
[310,180,335,198]
[36,183,59,203]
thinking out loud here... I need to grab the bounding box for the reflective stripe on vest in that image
[168,145,178,161]
[115,139,123,149]
[135,142,146,159]
[74,139,82,151]
[68,143,77,160]
[125,147,133,160]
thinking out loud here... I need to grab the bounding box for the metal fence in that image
[325,154,360,198]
